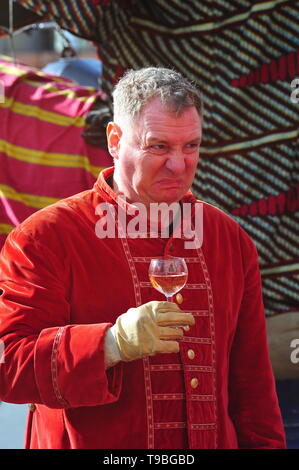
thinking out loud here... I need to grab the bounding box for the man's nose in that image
[165,152,186,174]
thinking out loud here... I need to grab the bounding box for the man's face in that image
[107,97,202,208]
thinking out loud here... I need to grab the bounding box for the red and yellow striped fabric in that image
[0,55,112,248]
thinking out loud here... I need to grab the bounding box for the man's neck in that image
[107,176,181,236]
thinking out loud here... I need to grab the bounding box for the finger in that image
[156,302,183,313]
[156,312,195,327]
[156,340,180,354]
[158,326,184,340]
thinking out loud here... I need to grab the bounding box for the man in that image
[0,67,286,449]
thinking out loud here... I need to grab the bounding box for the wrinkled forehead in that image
[116,96,201,125]
[140,100,201,136]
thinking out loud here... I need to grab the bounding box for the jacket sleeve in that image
[0,226,123,409]
[228,226,286,449]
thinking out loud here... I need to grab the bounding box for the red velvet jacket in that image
[0,167,286,449]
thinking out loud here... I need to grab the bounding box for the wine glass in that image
[148,256,188,302]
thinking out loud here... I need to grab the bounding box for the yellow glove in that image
[110,301,195,362]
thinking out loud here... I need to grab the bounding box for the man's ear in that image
[106,122,122,159]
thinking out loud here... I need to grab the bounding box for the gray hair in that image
[112,67,203,122]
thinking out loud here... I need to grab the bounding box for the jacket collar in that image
[93,167,199,241]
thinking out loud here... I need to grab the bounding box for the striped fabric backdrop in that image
[0,55,112,248]
[8,0,299,316]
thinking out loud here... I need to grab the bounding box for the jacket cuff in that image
[34,323,123,408]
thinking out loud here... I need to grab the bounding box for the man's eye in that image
[185,143,199,153]
[152,144,165,149]
[150,144,167,154]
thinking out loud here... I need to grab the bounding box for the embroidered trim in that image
[191,423,216,431]
[185,365,214,373]
[189,310,210,317]
[190,395,215,402]
[152,393,185,400]
[181,337,212,344]
[150,364,183,371]
[113,203,142,307]
[143,357,155,449]
[119,245,142,308]
[154,422,216,431]
[132,257,201,263]
[51,327,69,408]
[154,422,187,429]
[149,364,214,373]
[195,245,218,448]
[152,393,215,401]
[140,281,207,289]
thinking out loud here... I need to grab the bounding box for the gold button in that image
[190,377,198,389]
[176,293,183,304]
[187,349,195,360]
[28,403,36,412]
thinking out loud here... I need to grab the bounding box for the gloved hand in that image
[110,301,195,362]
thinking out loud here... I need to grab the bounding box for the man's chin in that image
[150,197,181,206]
[150,189,185,205]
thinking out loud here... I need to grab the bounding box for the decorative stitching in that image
[121,237,142,307]
[181,337,212,344]
[51,327,69,408]
[140,281,207,289]
[190,395,215,402]
[154,422,217,430]
[195,243,218,448]
[191,423,217,431]
[185,365,214,372]
[152,394,215,401]
[114,204,142,307]
[189,310,210,317]
[150,364,183,371]
[152,393,186,400]
[143,357,155,449]
[132,257,201,263]
[149,364,214,372]
[154,422,187,429]
[183,283,207,289]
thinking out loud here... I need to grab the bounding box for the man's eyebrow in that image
[146,136,201,144]
[146,137,168,143]
[145,137,169,146]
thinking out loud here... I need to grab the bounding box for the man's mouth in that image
[156,179,182,188]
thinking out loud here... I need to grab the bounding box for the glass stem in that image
[165,295,173,302]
